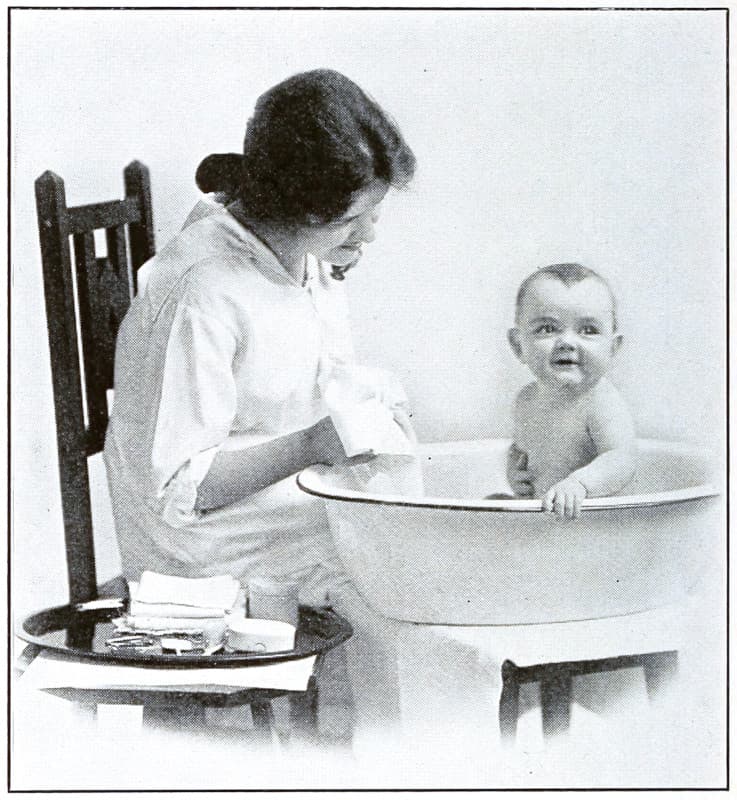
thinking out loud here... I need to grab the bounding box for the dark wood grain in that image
[35,170,98,605]
[34,163,156,604]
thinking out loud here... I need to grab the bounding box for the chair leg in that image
[499,660,520,743]
[288,675,319,743]
[250,699,275,728]
[250,700,280,748]
[540,666,573,738]
[642,651,678,699]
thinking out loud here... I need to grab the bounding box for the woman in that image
[104,69,416,605]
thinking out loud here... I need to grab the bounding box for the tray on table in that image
[19,603,352,668]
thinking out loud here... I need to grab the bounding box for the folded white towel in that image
[124,574,243,634]
[319,362,415,458]
[134,572,241,611]
[117,615,228,636]
[128,600,228,619]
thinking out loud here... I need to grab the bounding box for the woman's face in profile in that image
[307,180,388,269]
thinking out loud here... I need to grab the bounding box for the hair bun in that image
[195,153,244,195]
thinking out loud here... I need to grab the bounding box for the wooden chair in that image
[27,163,331,740]
[35,162,153,606]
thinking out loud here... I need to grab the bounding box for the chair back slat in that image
[35,171,98,605]
[34,163,155,604]
[124,161,156,293]
[105,225,135,325]
[66,197,142,235]
[72,232,111,455]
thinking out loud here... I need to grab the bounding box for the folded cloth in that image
[128,601,228,619]
[124,573,243,634]
[116,615,228,637]
[134,572,241,611]
[319,362,415,458]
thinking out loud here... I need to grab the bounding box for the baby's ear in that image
[611,333,624,356]
[508,328,523,360]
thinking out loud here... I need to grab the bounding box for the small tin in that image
[246,577,300,627]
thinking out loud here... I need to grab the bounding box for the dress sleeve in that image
[150,304,239,523]
[161,445,221,528]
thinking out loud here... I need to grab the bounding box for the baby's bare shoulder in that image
[591,377,626,404]
[588,379,632,421]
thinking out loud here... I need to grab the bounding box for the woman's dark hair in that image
[195,153,244,197]
[195,69,415,226]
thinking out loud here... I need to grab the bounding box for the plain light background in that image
[9,8,728,789]
[11,9,726,615]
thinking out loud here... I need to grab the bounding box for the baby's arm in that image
[544,382,636,519]
[572,382,636,496]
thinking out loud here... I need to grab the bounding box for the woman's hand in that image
[542,477,587,520]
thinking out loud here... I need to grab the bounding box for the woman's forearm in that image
[195,428,312,511]
[570,444,636,498]
[195,416,345,511]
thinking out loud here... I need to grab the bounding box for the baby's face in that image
[510,277,622,392]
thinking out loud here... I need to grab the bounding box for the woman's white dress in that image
[103,199,353,603]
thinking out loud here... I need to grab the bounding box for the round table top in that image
[19,602,352,668]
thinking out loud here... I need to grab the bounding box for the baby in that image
[501,262,636,519]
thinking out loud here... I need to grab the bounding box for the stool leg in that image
[643,651,679,699]
[499,660,520,743]
[251,700,275,729]
[251,700,280,749]
[540,666,572,738]
[288,675,319,742]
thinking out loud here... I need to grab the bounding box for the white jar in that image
[246,577,300,627]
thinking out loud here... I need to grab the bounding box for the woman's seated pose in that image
[104,68,416,605]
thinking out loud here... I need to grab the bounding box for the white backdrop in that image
[11,9,726,611]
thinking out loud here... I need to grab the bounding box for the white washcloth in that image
[128,602,227,619]
[125,574,243,633]
[346,454,425,497]
[319,362,415,457]
[131,571,240,616]
[116,616,228,637]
